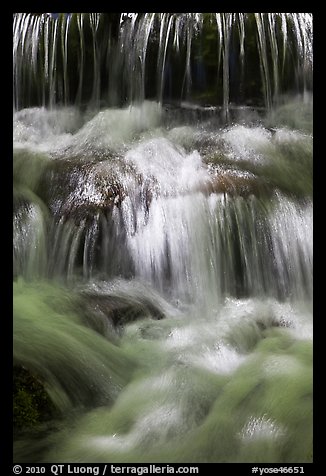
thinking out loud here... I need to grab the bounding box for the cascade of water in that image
[13,13,313,111]
[157,14,175,104]
[49,16,59,108]
[13,105,313,304]
[222,13,232,121]
[137,13,156,103]
[89,13,101,106]
[75,13,85,105]
[255,13,272,110]
[61,13,72,105]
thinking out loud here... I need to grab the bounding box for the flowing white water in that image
[13,12,313,464]
[13,99,312,463]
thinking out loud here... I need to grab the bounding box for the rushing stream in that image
[13,13,313,463]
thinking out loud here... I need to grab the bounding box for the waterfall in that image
[13,12,313,464]
[13,13,313,110]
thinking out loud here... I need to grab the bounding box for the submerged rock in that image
[14,280,138,413]
[79,288,166,334]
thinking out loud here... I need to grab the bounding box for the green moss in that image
[13,366,57,434]
[205,130,312,199]
[13,149,50,192]
[13,388,39,429]
[257,143,312,198]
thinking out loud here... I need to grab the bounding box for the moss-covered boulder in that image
[13,365,57,435]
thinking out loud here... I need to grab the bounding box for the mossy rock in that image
[13,149,50,192]
[13,365,57,436]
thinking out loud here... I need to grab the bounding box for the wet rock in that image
[39,158,129,220]
[204,166,270,198]
[79,291,165,334]
[38,156,158,223]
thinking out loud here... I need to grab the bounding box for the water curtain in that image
[13,13,313,111]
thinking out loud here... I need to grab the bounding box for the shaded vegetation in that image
[13,366,57,434]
